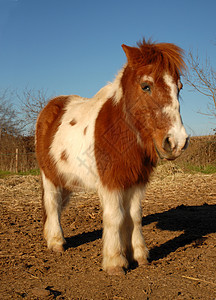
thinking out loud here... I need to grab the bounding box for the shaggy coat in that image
[35,39,189,275]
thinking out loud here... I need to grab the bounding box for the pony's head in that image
[121,39,189,160]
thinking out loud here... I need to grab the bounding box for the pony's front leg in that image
[100,188,128,275]
[130,186,149,265]
[42,172,65,253]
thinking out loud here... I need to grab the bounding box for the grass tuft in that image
[0,169,40,178]
[180,163,216,174]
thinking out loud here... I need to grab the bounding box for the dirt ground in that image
[0,163,216,299]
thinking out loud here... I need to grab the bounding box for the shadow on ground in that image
[143,204,216,262]
[65,204,216,262]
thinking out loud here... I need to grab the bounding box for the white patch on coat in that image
[141,75,154,83]
[106,66,125,104]
[49,94,105,190]
[163,74,188,150]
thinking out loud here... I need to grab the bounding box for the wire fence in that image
[0,149,38,173]
[0,136,215,174]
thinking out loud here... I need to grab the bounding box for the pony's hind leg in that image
[42,172,65,252]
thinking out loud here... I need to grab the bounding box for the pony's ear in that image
[122,44,143,68]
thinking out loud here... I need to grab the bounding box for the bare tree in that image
[184,50,216,122]
[0,89,24,137]
[18,88,52,135]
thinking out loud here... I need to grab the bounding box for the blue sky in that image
[0,0,216,136]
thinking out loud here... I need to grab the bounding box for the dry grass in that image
[175,135,216,169]
[1,162,215,211]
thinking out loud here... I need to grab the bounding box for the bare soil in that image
[0,163,216,299]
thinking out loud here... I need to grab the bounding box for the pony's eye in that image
[141,83,151,93]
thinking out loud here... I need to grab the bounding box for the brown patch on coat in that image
[70,119,77,126]
[94,98,157,190]
[83,126,88,135]
[60,150,68,161]
[35,96,69,187]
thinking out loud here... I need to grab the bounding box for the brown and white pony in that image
[35,39,189,275]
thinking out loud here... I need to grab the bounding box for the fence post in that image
[15,148,19,173]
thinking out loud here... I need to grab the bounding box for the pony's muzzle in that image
[162,134,189,159]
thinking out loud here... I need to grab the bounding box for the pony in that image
[35,39,189,275]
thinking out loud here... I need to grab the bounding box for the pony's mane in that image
[136,39,186,78]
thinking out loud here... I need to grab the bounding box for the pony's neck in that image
[94,96,157,189]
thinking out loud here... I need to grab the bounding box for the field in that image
[0,160,216,299]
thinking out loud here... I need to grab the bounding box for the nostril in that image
[162,136,174,153]
[182,136,190,151]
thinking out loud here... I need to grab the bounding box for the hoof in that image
[137,257,149,266]
[106,266,126,276]
[50,244,65,253]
